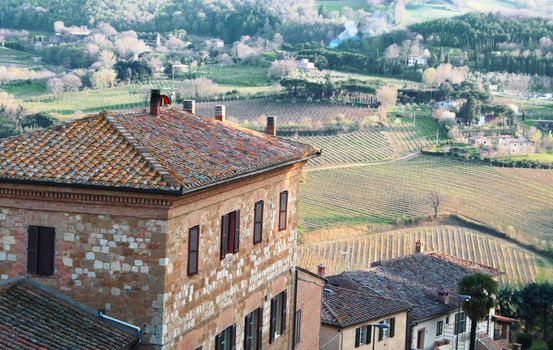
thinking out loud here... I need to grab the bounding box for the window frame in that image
[220,210,240,259]
[454,312,467,335]
[187,225,200,276]
[436,320,444,336]
[278,191,288,231]
[270,290,287,343]
[215,324,236,350]
[27,225,55,276]
[253,201,263,244]
[244,307,263,350]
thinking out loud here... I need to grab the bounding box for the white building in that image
[408,55,428,67]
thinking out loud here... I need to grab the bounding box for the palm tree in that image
[497,286,520,319]
[459,273,499,350]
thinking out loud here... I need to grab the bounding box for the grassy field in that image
[299,155,553,250]
[316,0,369,12]
[298,224,553,285]
[500,154,553,163]
[196,64,271,87]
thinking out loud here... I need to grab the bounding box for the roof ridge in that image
[426,251,503,275]
[102,112,182,191]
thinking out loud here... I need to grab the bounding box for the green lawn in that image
[316,0,369,13]
[0,80,47,98]
[196,64,271,87]
[500,154,553,164]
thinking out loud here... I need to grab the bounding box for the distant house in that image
[407,55,428,67]
[320,285,411,350]
[434,99,461,112]
[297,58,316,72]
[497,136,535,156]
[326,242,504,350]
[467,135,491,148]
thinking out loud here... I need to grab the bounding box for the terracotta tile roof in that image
[0,278,137,349]
[0,108,319,193]
[321,285,411,328]
[327,251,502,322]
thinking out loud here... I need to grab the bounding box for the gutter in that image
[98,311,142,347]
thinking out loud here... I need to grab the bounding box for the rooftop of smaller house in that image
[327,251,502,322]
[321,285,412,328]
[0,278,137,350]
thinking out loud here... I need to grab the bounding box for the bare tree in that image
[429,192,441,218]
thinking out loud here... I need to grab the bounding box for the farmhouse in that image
[0,90,322,349]
[496,136,535,156]
[320,284,411,350]
[325,242,503,350]
[407,55,428,67]
[467,135,491,148]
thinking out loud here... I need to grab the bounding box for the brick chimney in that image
[266,116,277,136]
[215,105,226,122]
[317,263,326,277]
[150,89,161,116]
[415,240,424,253]
[438,288,450,305]
[183,100,196,114]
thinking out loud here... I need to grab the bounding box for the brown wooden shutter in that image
[270,298,276,343]
[256,308,263,350]
[38,227,55,276]
[279,191,288,231]
[253,201,263,244]
[27,226,39,274]
[187,226,199,276]
[230,324,236,350]
[220,215,228,260]
[233,210,240,253]
[280,291,287,336]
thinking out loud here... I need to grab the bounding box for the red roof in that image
[0,108,319,193]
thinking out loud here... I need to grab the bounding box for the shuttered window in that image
[215,324,236,350]
[355,326,371,347]
[436,320,444,336]
[27,226,55,276]
[454,312,467,335]
[187,225,200,276]
[253,201,263,244]
[278,191,288,231]
[270,290,287,343]
[244,307,263,350]
[220,210,240,259]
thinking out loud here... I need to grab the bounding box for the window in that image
[378,318,394,341]
[220,210,240,259]
[27,226,55,276]
[187,226,200,276]
[253,201,263,244]
[244,307,263,350]
[436,320,443,336]
[215,325,236,350]
[270,290,287,343]
[355,325,371,347]
[446,316,450,324]
[454,312,467,335]
[294,309,301,345]
[278,191,288,231]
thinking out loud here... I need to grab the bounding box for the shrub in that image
[517,333,533,349]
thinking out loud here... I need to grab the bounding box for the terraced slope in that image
[300,155,553,250]
[298,225,552,285]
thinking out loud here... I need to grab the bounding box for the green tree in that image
[497,286,520,319]
[459,273,499,350]
[459,96,480,124]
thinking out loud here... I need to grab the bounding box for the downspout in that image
[99,310,142,347]
[292,267,298,349]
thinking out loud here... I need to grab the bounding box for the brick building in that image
[0,91,321,349]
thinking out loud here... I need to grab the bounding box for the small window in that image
[445,316,450,324]
[244,307,263,350]
[27,226,55,276]
[215,324,236,350]
[378,318,393,341]
[454,312,467,335]
[187,226,200,276]
[253,201,263,244]
[278,191,288,231]
[436,320,444,336]
[355,325,371,347]
[270,290,287,343]
[294,309,301,345]
[220,210,240,259]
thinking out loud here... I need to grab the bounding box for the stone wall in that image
[0,201,168,345]
[163,164,304,349]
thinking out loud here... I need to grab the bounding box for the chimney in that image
[317,263,326,277]
[266,116,277,136]
[183,100,196,114]
[150,89,161,116]
[415,240,424,253]
[438,288,450,305]
[215,105,226,122]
